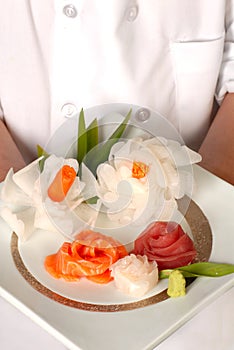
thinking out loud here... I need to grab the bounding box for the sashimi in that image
[133,221,197,270]
[44,230,128,283]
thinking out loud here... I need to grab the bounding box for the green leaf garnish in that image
[86,118,98,152]
[37,144,50,172]
[85,196,99,204]
[107,108,132,141]
[77,108,87,164]
[38,108,132,178]
[159,262,234,279]
[83,109,132,175]
[160,262,234,298]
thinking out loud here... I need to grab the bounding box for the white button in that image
[126,5,139,22]
[135,108,150,122]
[63,4,78,18]
[61,103,77,118]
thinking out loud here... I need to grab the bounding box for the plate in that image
[11,197,212,312]
[1,163,234,350]
[2,102,204,311]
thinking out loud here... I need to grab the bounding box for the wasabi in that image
[167,270,186,297]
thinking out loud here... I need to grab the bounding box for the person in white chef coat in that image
[0,0,234,184]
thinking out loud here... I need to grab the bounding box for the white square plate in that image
[0,165,234,350]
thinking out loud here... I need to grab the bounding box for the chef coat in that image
[0,0,234,162]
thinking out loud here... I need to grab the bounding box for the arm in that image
[199,92,234,185]
[200,1,234,185]
[0,119,25,182]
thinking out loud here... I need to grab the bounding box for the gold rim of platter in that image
[10,197,212,312]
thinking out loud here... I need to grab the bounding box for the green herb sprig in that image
[159,262,234,298]
[37,144,50,172]
[159,262,234,279]
[37,108,132,176]
[78,108,132,176]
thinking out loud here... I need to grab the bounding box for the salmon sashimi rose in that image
[44,230,128,284]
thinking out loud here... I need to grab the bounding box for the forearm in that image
[0,119,25,182]
[199,93,234,185]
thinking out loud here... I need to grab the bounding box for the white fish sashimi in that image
[110,254,158,297]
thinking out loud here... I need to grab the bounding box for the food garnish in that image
[132,161,149,179]
[47,165,77,202]
[167,270,186,297]
[78,108,132,176]
[160,262,234,297]
[159,262,234,279]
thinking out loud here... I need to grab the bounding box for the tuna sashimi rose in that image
[133,221,197,270]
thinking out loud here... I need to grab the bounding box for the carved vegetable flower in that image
[96,137,201,226]
[0,157,43,241]
[0,155,98,241]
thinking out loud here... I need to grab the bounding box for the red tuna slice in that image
[135,221,183,250]
[133,221,197,270]
[148,233,196,257]
[146,250,197,270]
